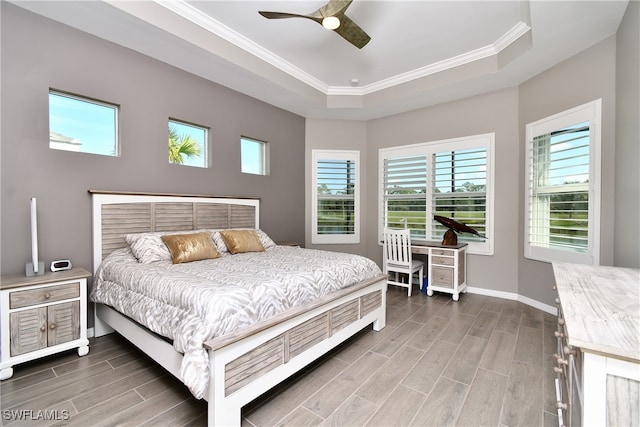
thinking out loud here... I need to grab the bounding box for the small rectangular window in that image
[168,119,207,168]
[241,137,267,175]
[49,90,118,156]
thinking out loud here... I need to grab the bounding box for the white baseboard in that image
[87,327,95,338]
[466,286,557,315]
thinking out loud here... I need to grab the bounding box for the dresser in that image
[0,268,91,380]
[411,240,467,301]
[552,263,640,427]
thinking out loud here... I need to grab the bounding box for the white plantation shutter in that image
[312,150,360,244]
[525,100,601,265]
[383,155,428,237]
[431,148,487,243]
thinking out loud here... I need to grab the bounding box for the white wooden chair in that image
[383,227,424,297]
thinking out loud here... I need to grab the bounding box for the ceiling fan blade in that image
[259,0,371,49]
[333,14,371,49]
[258,11,321,24]
[320,0,353,18]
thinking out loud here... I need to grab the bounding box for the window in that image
[241,137,268,175]
[168,119,207,167]
[379,134,494,255]
[525,99,601,265]
[49,90,118,156]
[312,150,360,244]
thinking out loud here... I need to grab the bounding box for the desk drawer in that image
[9,283,80,309]
[431,266,453,288]
[432,249,454,257]
[432,256,454,266]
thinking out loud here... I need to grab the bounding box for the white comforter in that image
[90,246,382,399]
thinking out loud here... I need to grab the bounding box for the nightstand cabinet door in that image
[1,268,91,380]
[10,307,47,356]
[47,301,80,346]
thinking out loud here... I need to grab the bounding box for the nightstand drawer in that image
[9,282,80,309]
[431,266,453,288]
[431,256,454,266]
[432,248,454,257]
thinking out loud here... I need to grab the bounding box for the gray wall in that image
[614,0,640,268]
[0,3,306,277]
[363,88,521,295]
[304,119,369,253]
[518,35,617,305]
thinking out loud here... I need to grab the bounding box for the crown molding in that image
[154,0,530,99]
[154,0,330,93]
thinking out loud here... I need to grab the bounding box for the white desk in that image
[411,240,468,301]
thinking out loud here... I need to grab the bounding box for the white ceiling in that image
[11,0,629,120]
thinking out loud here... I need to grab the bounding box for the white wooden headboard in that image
[91,191,260,274]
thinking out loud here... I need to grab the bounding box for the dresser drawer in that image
[9,282,80,309]
[432,256,454,266]
[431,248,454,257]
[431,266,453,287]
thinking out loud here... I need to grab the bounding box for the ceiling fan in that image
[258,0,371,49]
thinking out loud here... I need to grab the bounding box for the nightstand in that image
[0,267,91,380]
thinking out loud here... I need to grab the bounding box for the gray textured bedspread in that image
[91,246,382,399]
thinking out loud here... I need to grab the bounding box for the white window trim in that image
[312,149,360,244]
[378,133,495,255]
[524,99,601,265]
[49,89,119,157]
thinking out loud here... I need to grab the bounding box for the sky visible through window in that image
[241,137,265,175]
[49,92,117,156]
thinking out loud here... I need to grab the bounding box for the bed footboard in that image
[205,277,387,426]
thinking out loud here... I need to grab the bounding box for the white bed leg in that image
[208,349,241,427]
[208,401,241,427]
[372,311,386,331]
[372,288,387,331]
[93,305,114,337]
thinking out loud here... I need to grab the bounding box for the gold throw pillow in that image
[161,232,220,264]
[219,229,265,254]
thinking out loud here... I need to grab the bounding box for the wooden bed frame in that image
[90,191,387,426]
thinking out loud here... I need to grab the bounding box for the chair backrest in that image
[383,227,413,268]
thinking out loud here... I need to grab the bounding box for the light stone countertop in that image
[552,262,640,362]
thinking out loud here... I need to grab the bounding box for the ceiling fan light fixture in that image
[322,16,340,30]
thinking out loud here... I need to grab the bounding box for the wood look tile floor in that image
[0,289,560,426]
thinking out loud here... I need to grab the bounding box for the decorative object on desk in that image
[50,259,72,272]
[434,215,485,246]
[25,198,44,276]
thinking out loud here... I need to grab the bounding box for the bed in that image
[90,191,387,426]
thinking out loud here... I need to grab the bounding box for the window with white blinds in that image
[432,148,487,243]
[383,155,428,237]
[379,134,494,255]
[525,99,601,265]
[312,150,360,244]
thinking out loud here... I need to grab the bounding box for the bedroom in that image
[1,1,638,426]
